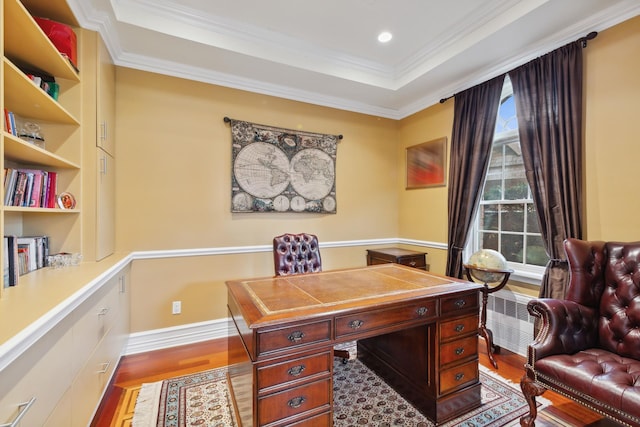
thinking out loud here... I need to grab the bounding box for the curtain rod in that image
[223,116,343,139]
[439,31,598,104]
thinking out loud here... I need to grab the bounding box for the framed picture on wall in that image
[406,137,447,189]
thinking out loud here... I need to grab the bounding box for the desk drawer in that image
[257,379,331,426]
[439,360,478,395]
[335,299,436,338]
[439,335,478,366]
[258,352,332,392]
[258,320,331,355]
[441,292,478,314]
[284,411,331,426]
[396,254,427,269]
[439,315,478,341]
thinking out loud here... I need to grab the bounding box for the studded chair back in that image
[273,233,322,276]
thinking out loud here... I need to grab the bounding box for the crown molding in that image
[67,0,640,120]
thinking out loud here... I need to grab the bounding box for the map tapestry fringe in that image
[229,119,339,213]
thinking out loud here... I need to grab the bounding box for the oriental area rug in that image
[124,354,549,427]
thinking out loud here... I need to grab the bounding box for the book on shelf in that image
[3,236,18,287]
[3,235,50,285]
[46,171,58,208]
[19,66,59,101]
[4,169,18,206]
[12,171,27,206]
[17,237,37,273]
[3,109,17,136]
[3,168,57,208]
[3,238,9,288]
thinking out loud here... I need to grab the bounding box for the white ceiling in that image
[67,0,639,119]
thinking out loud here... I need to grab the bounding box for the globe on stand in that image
[463,249,513,369]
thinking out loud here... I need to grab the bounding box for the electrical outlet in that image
[172,301,181,315]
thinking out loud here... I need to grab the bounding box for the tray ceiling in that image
[68,0,639,119]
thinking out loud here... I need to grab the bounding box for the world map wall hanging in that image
[227,118,340,213]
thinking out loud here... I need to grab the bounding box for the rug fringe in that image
[132,381,163,427]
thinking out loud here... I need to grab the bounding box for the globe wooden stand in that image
[463,265,512,369]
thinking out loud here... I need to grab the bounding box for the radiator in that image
[485,291,535,356]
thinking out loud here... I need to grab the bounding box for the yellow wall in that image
[116,71,399,250]
[115,70,399,330]
[583,15,640,241]
[397,102,455,274]
[116,16,640,332]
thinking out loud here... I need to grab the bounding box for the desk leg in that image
[479,285,499,369]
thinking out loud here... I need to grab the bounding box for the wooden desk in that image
[366,247,429,270]
[227,264,482,426]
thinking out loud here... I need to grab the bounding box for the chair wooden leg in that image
[520,373,547,426]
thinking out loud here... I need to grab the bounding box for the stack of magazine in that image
[3,235,49,287]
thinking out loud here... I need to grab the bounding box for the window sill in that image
[510,269,543,286]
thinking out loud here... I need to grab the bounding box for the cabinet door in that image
[0,321,73,427]
[96,36,116,156]
[96,150,115,260]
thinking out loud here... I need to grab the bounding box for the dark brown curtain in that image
[445,75,505,278]
[509,42,583,299]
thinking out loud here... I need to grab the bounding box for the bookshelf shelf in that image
[2,0,82,291]
[0,1,124,424]
[4,133,80,169]
[3,59,79,125]
[4,206,80,213]
[3,0,79,82]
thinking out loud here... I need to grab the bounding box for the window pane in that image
[479,205,499,231]
[495,96,518,133]
[504,177,528,199]
[526,235,548,266]
[502,204,524,232]
[483,145,503,201]
[527,204,540,233]
[483,179,501,201]
[503,234,523,263]
[481,232,499,251]
[488,144,503,168]
[472,83,547,273]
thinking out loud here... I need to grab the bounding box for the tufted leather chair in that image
[272,233,350,361]
[520,238,640,427]
[273,233,323,276]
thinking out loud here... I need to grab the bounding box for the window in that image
[467,77,548,281]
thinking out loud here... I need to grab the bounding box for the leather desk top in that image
[227,264,481,327]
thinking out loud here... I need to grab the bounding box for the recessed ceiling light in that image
[378,31,392,43]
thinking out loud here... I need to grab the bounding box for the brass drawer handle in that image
[455,373,465,382]
[349,320,364,329]
[288,331,305,342]
[409,261,417,267]
[454,299,466,308]
[288,396,306,408]
[416,306,428,316]
[0,397,36,427]
[454,324,465,332]
[287,364,306,377]
[455,347,465,356]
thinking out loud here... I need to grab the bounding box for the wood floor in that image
[91,338,620,427]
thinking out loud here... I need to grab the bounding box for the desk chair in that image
[273,233,350,362]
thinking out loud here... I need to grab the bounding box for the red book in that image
[3,109,12,134]
[46,172,57,208]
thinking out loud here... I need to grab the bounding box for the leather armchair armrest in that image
[527,298,598,362]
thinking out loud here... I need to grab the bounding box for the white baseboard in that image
[124,318,230,355]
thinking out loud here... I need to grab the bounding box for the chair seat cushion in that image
[536,348,640,418]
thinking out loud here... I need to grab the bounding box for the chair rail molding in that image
[130,237,447,260]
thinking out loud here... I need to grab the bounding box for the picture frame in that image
[57,192,76,209]
[406,137,447,189]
